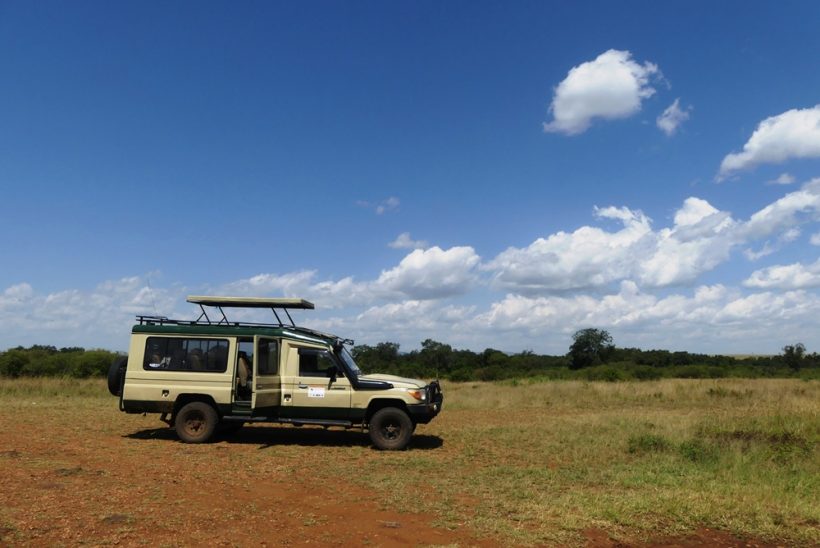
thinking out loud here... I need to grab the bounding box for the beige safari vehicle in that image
[108,296,443,450]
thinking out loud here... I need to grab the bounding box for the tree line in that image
[352,330,819,381]
[0,345,120,378]
[0,330,818,381]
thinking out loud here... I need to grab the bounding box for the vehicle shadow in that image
[124,425,444,450]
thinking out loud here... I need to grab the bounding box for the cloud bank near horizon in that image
[4,182,820,355]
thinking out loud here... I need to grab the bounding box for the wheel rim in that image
[183,411,206,437]
[381,420,401,440]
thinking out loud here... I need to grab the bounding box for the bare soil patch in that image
[0,414,491,547]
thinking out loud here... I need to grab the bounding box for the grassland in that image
[0,377,817,546]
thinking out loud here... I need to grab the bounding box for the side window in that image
[257,339,279,376]
[298,348,337,378]
[238,340,254,365]
[143,337,229,372]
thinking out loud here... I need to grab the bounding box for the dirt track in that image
[0,409,494,547]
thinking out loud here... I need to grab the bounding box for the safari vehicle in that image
[108,296,443,450]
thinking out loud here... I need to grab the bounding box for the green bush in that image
[631,365,663,381]
[678,439,719,463]
[583,365,624,382]
[628,433,672,454]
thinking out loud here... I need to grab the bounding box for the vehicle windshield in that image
[338,347,362,376]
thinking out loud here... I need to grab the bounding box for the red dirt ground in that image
[0,413,496,547]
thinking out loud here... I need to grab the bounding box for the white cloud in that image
[471,282,820,353]
[0,276,181,349]
[656,98,691,136]
[486,197,737,292]
[744,259,820,290]
[484,182,820,294]
[811,233,820,246]
[388,232,428,250]
[743,228,802,261]
[375,246,480,299]
[218,271,317,297]
[217,246,480,306]
[544,49,660,135]
[743,243,775,261]
[739,178,820,239]
[356,196,400,215]
[485,206,653,292]
[640,200,735,287]
[768,173,796,185]
[377,197,400,215]
[718,105,820,180]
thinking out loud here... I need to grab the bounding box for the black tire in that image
[174,402,218,443]
[107,357,128,396]
[369,407,413,450]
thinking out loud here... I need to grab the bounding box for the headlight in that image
[406,388,427,401]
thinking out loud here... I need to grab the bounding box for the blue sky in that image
[2,1,820,354]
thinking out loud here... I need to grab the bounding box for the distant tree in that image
[374,342,400,363]
[0,349,29,378]
[419,339,453,376]
[568,328,614,370]
[782,343,806,370]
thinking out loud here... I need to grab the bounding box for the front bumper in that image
[407,380,444,424]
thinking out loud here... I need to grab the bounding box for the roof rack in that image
[134,296,352,345]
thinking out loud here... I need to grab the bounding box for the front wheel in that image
[174,402,218,443]
[369,408,413,450]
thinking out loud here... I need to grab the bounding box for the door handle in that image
[298,383,308,389]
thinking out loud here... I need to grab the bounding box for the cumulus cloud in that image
[739,178,820,239]
[744,259,820,290]
[485,206,653,292]
[388,232,428,250]
[485,180,820,294]
[485,197,738,292]
[544,49,660,135]
[639,198,736,286]
[656,98,691,136]
[217,246,480,306]
[718,105,820,180]
[375,246,480,299]
[768,173,796,185]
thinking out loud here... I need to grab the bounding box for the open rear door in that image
[252,336,281,417]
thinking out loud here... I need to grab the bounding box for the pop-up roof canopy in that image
[186,296,315,309]
[185,295,314,327]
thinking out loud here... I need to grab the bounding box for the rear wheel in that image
[174,402,218,443]
[369,407,413,450]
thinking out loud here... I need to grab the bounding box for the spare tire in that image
[107,356,128,396]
